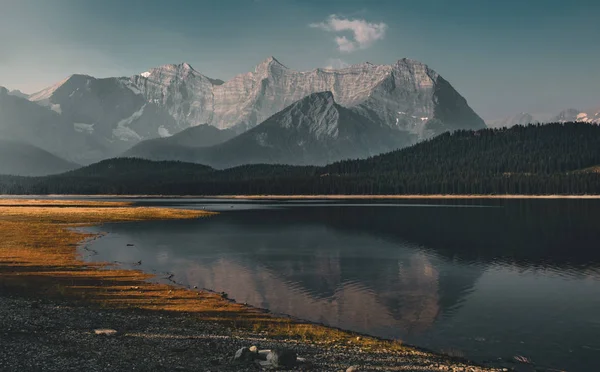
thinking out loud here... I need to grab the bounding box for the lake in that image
[80,198,600,371]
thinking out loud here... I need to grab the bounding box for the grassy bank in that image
[0,200,403,347]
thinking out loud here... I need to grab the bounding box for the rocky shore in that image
[0,294,506,372]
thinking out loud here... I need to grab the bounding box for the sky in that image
[0,0,599,120]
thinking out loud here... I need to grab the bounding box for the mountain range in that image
[125,91,416,168]
[487,107,600,128]
[1,57,484,171]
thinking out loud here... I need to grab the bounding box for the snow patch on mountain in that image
[74,123,94,134]
[119,79,142,95]
[113,105,145,141]
[158,126,171,137]
[50,104,62,114]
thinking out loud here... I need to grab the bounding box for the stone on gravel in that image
[346,366,360,372]
[266,348,297,368]
[249,345,258,353]
[232,347,256,363]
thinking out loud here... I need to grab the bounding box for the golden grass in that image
[0,200,404,350]
[0,199,132,207]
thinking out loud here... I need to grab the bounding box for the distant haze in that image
[1,0,599,119]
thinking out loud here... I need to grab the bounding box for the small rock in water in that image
[94,329,117,336]
[266,348,297,368]
[347,367,360,372]
[232,347,255,363]
[249,345,258,353]
[514,355,532,364]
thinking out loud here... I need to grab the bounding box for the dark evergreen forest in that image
[2,123,600,195]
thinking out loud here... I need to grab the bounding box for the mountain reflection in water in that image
[83,199,600,371]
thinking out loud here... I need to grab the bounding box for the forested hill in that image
[325,122,600,175]
[2,122,600,195]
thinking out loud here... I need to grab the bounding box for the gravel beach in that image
[0,293,507,372]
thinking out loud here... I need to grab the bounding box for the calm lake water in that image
[80,198,600,371]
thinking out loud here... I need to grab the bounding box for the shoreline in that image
[0,200,506,371]
[212,194,600,199]
[2,193,600,199]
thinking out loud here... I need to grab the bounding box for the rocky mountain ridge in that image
[125,91,415,167]
[2,57,484,165]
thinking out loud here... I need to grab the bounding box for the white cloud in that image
[310,14,387,53]
[335,36,357,52]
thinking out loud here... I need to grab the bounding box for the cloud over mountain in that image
[310,15,387,52]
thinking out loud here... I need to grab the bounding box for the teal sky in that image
[0,0,598,119]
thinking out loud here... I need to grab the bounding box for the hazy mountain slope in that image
[553,107,600,124]
[489,104,600,128]
[7,89,28,99]
[0,140,79,176]
[487,113,541,128]
[0,87,109,164]
[123,124,236,161]
[27,74,180,160]
[149,92,415,168]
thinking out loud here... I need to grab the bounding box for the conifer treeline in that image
[2,122,600,195]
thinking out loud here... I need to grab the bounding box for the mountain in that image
[553,107,600,124]
[126,92,416,167]
[130,63,223,132]
[20,57,483,161]
[133,57,484,135]
[3,122,600,196]
[7,89,28,99]
[0,140,79,176]
[0,87,110,164]
[489,105,600,128]
[27,74,182,161]
[124,124,236,161]
[486,112,541,128]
